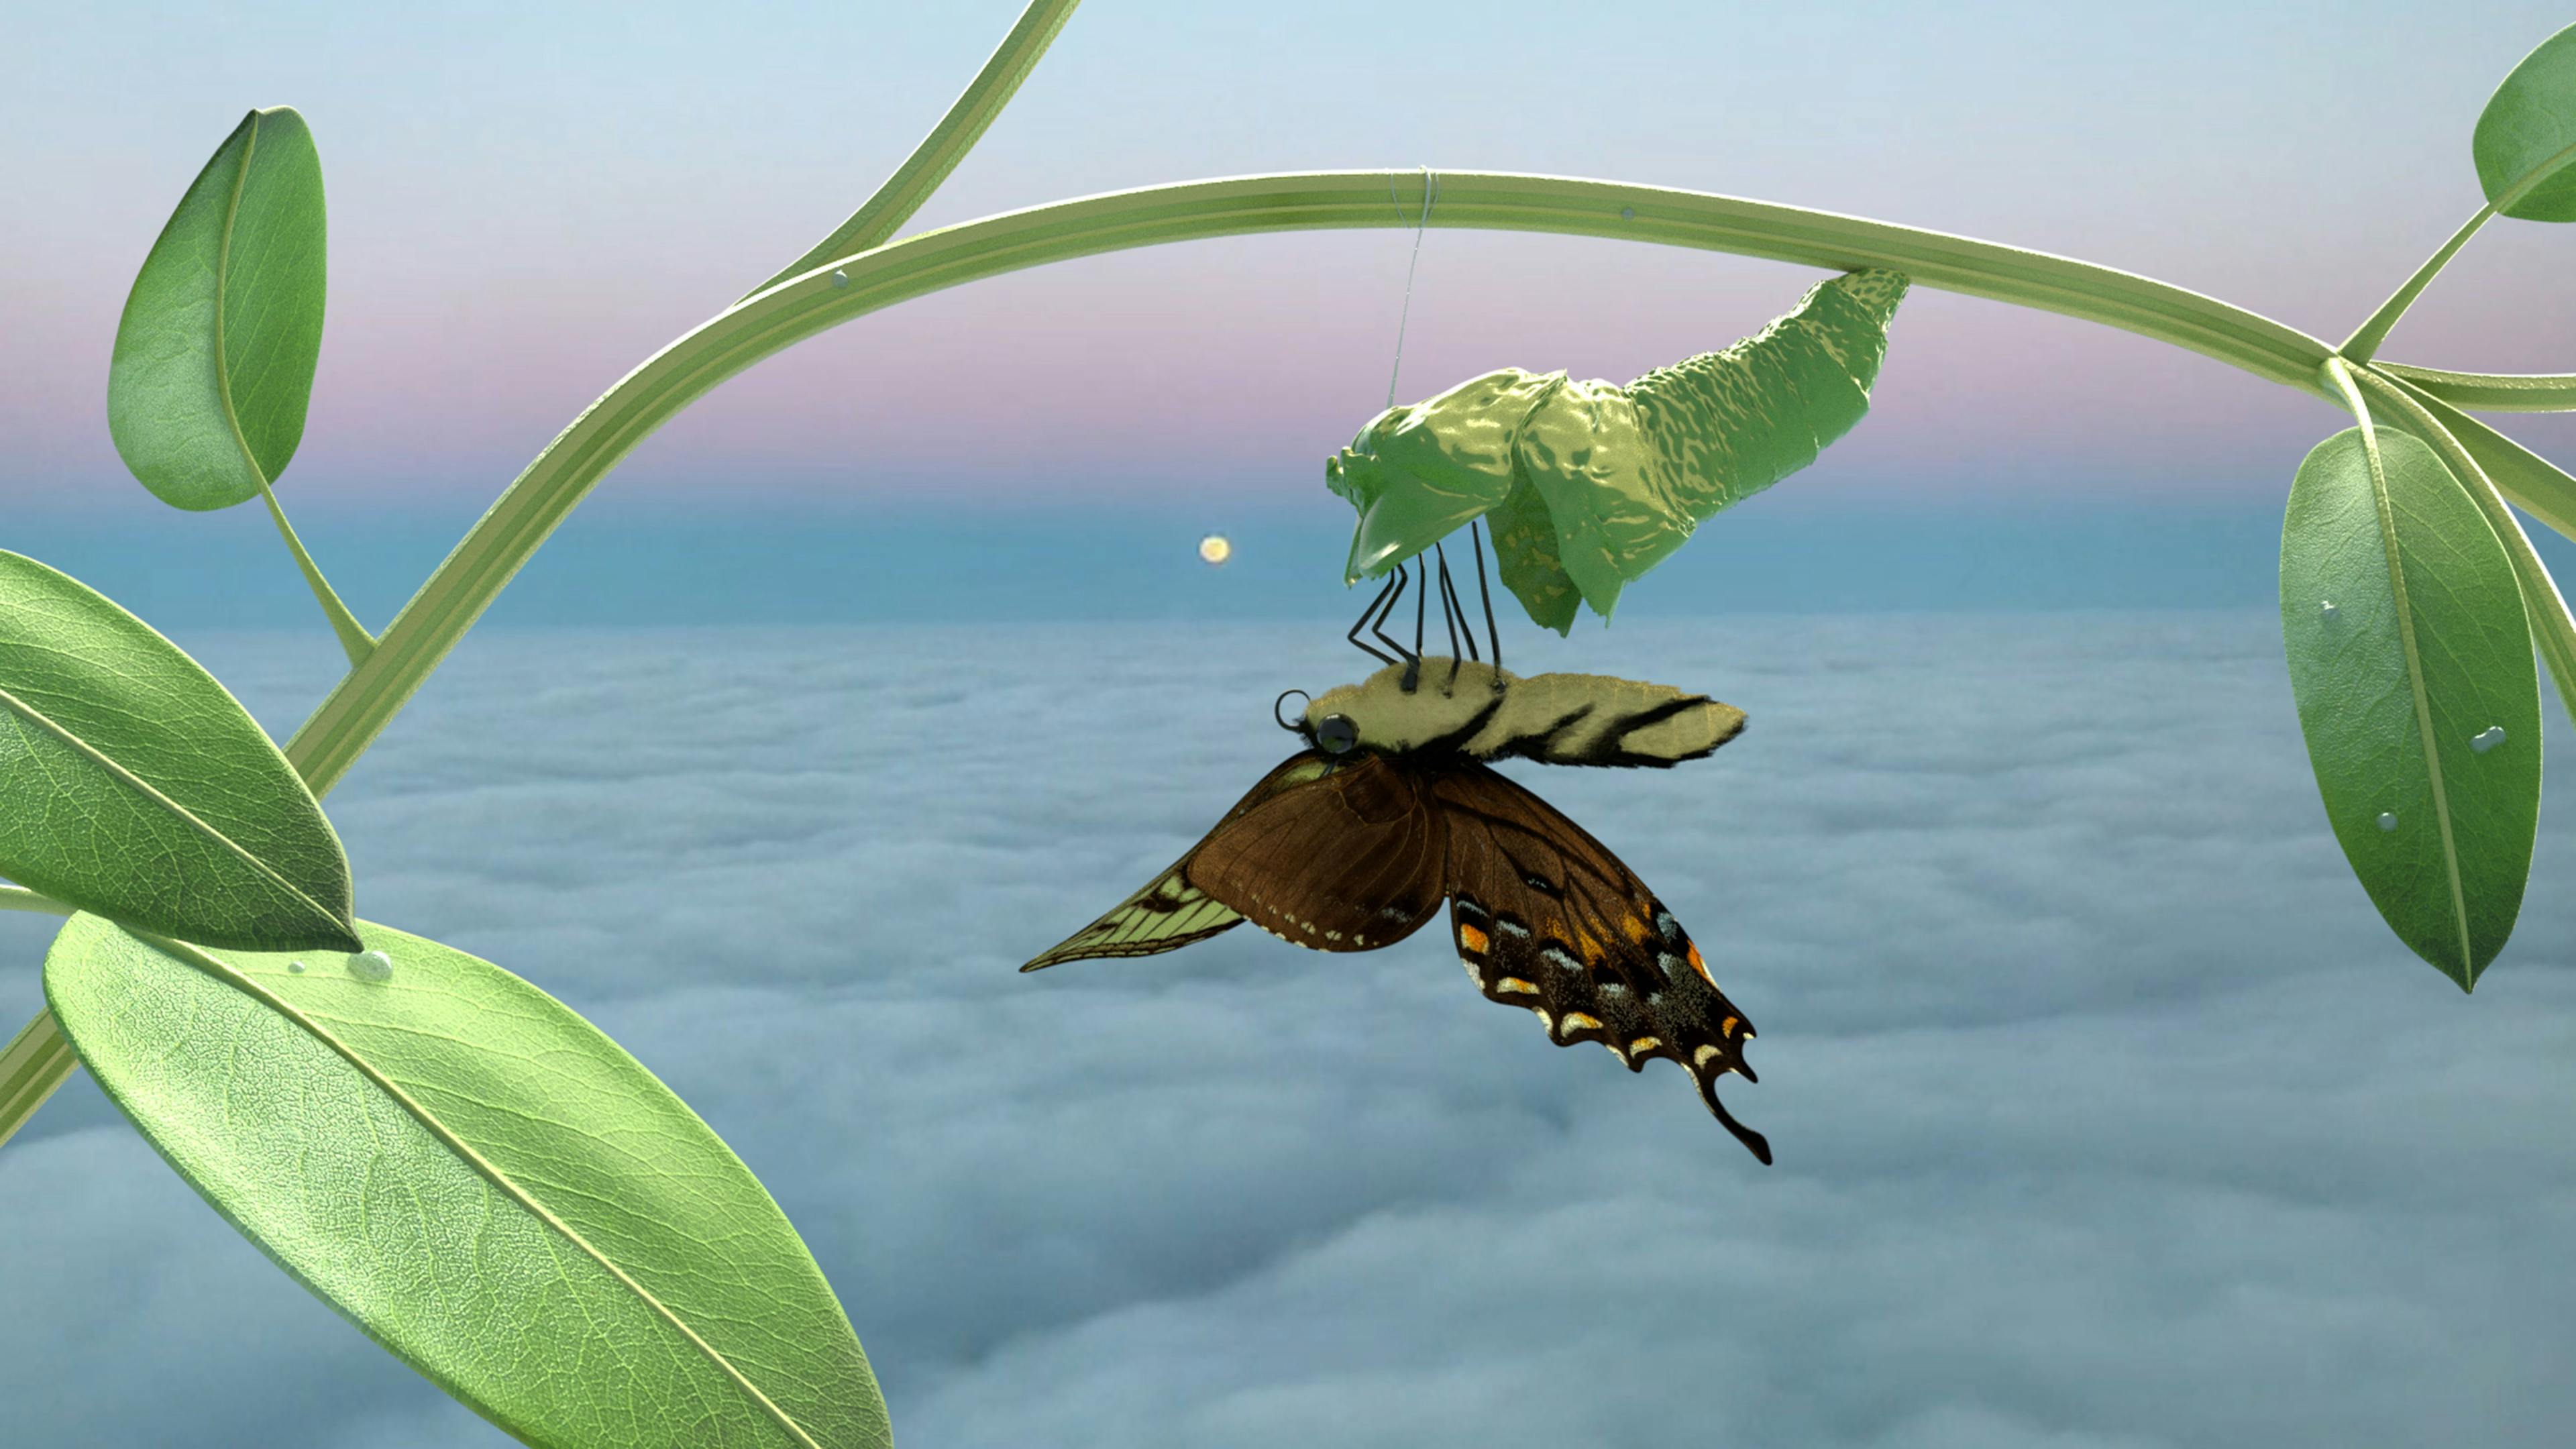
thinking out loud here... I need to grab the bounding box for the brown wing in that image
[1432,761,1769,1163]
[1187,751,1448,953]
[1022,752,1337,971]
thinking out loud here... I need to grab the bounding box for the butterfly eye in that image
[1315,714,1359,755]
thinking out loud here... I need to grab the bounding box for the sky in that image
[6,3,2576,1446]
[9,1,2576,626]
[3,616,2574,1447]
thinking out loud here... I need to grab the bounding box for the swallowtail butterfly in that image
[1025,659,1770,1163]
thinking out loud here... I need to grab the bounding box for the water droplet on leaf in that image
[1619,206,1635,221]
[2320,600,2337,618]
[286,960,306,974]
[349,949,393,983]
[830,270,849,288]
[2472,725,2507,753]
[2377,812,2398,832]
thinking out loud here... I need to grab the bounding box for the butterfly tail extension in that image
[1697,1072,1772,1165]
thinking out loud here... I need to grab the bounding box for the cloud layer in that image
[3,613,2572,1448]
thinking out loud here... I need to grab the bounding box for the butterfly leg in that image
[1346,569,1403,667]
[1404,557,1428,692]
[1368,561,1421,685]
[1468,520,1501,674]
[1432,542,1476,687]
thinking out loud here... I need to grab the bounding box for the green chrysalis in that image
[1327,268,1909,632]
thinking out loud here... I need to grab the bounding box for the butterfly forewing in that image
[1434,762,1769,1162]
[1189,753,1448,952]
[1022,753,1342,971]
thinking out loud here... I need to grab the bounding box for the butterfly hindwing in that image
[1188,751,1449,952]
[1022,753,1342,971]
[1434,762,1768,1162]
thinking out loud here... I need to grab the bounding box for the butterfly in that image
[1024,658,1771,1163]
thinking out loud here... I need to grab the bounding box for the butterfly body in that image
[1301,658,1745,767]
[1028,659,1769,1163]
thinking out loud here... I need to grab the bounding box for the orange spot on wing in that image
[1686,941,1711,982]
[1622,914,1651,943]
[1459,924,1490,954]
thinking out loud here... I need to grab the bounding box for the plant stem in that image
[260,482,376,666]
[738,0,1083,303]
[2373,364,2576,413]
[2341,205,2493,366]
[0,1008,77,1151]
[274,170,2336,796]
[0,891,78,1148]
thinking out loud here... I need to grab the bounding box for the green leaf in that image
[0,551,358,952]
[108,107,327,511]
[2357,367,2576,737]
[44,915,888,1449]
[2279,427,2540,989]
[1326,269,1907,633]
[2475,23,2576,221]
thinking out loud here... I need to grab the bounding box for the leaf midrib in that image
[143,930,828,1449]
[2332,361,2476,973]
[213,113,274,494]
[2495,135,2576,213]
[0,683,340,938]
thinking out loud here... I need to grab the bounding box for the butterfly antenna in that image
[1369,561,1420,681]
[1346,570,1401,667]
[1469,520,1502,674]
[1273,688,1311,733]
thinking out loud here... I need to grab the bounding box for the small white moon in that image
[1198,534,1232,566]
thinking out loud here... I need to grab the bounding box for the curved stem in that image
[2341,204,2493,366]
[2372,363,2576,413]
[737,0,1084,302]
[278,169,2335,796]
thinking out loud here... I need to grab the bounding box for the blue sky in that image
[9,1,2576,627]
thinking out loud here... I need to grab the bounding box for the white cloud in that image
[2,614,2571,1446]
